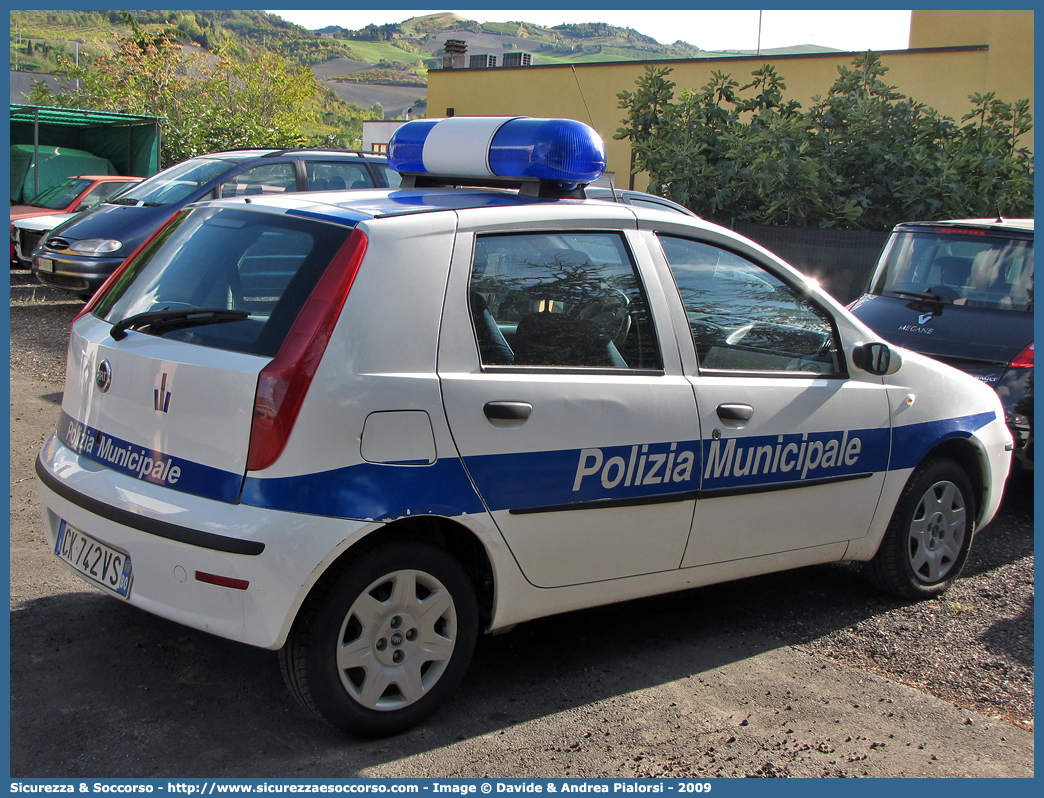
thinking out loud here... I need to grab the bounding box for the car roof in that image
[208,187,562,226]
[199,149,387,162]
[65,175,141,182]
[896,218,1034,234]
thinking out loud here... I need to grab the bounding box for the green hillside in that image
[11,9,841,76]
[10,9,841,125]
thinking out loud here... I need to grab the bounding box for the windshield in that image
[111,158,237,207]
[94,206,353,356]
[871,229,1034,312]
[27,178,91,209]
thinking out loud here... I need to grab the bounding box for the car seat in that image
[933,256,972,288]
[512,310,616,367]
[470,292,514,364]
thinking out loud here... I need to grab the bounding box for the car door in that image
[438,211,701,588]
[648,229,892,567]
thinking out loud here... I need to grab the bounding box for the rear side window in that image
[373,164,402,189]
[82,181,132,209]
[659,235,843,375]
[872,229,1034,312]
[94,207,353,357]
[305,161,374,191]
[469,232,662,371]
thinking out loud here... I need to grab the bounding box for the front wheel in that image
[280,540,478,737]
[864,458,976,600]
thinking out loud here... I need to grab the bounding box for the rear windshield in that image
[110,158,237,206]
[871,229,1033,312]
[94,206,353,356]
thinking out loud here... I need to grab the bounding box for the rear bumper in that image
[35,432,378,649]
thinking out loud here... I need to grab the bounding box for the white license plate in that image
[54,521,133,599]
[37,257,53,273]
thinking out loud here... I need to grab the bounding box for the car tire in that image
[279,539,478,737]
[864,457,976,600]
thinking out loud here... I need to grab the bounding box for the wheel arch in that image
[922,435,989,526]
[283,515,498,647]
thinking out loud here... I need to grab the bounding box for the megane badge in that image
[95,360,112,393]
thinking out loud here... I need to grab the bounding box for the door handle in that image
[716,403,753,422]
[483,401,533,421]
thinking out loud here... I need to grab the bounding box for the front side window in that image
[220,163,297,198]
[94,207,352,357]
[659,235,842,375]
[469,232,662,370]
[80,180,131,210]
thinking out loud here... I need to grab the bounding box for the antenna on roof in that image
[572,65,619,203]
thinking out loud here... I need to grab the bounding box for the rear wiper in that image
[110,308,250,340]
[108,197,141,206]
[886,288,955,305]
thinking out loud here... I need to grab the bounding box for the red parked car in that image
[11,175,140,266]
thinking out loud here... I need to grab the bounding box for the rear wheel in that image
[280,540,478,737]
[865,458,975,600]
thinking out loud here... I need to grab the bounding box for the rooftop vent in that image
[502,52,533,67]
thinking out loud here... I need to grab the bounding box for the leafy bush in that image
[615,53,1034,229]
[27,24,324,167]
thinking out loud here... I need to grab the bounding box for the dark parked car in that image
[31,149,397,299]
[849,218,1033,472]
[585,186,697,216]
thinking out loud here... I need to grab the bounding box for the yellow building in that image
[428,10,1033,190]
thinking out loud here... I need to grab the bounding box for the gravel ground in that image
[9,271,1035,745]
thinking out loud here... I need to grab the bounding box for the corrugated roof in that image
[10,103,161,127]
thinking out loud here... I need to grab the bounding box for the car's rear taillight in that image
[1009,341,1033,369]
[247,228,369,472]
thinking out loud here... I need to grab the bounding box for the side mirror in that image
[852,342,902,376]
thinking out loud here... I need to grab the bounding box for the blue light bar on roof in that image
[387,116,606,186]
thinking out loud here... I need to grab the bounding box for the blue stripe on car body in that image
[53,411,996,520]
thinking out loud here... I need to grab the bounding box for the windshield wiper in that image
[110,308,250,340]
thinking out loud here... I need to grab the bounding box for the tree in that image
[27,23,322,167]
[615,53,1034,229]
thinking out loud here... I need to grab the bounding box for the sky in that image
[265,9,914,53]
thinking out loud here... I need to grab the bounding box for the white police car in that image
[36,117,1013,737]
